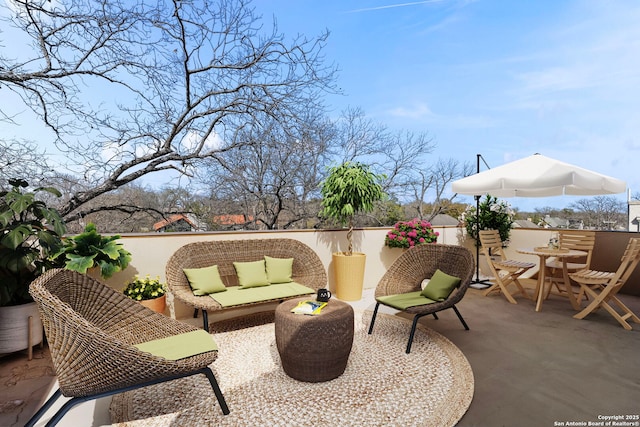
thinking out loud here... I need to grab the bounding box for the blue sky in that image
[254,0,640,211]
[3,1,639,212]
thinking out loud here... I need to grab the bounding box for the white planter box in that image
[0,302,43,357]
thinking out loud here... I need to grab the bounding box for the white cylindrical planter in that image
[0,302,43,359]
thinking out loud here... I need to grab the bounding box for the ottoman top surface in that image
[276,296,353,321]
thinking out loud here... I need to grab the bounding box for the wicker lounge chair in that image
[25,269,229,427]
[368,244,475,353]
[166,238,327,331]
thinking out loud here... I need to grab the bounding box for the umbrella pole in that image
[470,154,492,289]
[470,195,491,289]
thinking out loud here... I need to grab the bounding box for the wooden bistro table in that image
[516,247,587,312]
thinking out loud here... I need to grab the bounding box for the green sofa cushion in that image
[134,330,218,360]
[234,260,270,288]
[264,255,294,284]
[183,265,226,295]
[420,269,461,301]
[210,282,314,307]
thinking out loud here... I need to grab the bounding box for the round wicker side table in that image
[275,297,354,382]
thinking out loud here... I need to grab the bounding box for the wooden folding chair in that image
[569,237,640,330]
[478,230,536,304]
[545,230,595,301]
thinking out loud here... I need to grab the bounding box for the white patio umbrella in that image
[451,153,626,197]
[451,153,626,286]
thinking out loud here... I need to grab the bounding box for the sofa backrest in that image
[166,238,328,294]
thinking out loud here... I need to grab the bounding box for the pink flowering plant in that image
[384,218,439,249]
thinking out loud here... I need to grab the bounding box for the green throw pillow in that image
[234,260,270,288]
[420,269,461,301]
[264,255,294,284]
[183,265,226,296]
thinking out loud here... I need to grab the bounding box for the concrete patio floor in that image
[2,285,639,427]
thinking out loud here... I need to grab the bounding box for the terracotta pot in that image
[139,294,167,314]
[86,266,102,280]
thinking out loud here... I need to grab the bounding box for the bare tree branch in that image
[0,140,55,187]
[569,195,626,230]
[200,110,332,229]
[1,0,338,220]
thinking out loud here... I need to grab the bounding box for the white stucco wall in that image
[98,226,556,319]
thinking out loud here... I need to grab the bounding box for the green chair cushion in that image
[183,265,227,295]
[376,291,437,310]
[134,330,218,360]
[234,260,270,288]
[264,255,294,284]
[420,269,461,301]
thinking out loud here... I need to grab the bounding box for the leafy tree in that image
[377,200,406,226]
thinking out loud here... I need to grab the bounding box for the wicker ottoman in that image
[275,297,354,382]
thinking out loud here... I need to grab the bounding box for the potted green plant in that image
[460,195,515,246]
[122,275,167,313]
[459,195,515,278]
[320,161,385,300]
[53,223,132,279]
[0,179,67,358]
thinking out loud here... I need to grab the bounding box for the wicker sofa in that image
[166,238,328,331]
